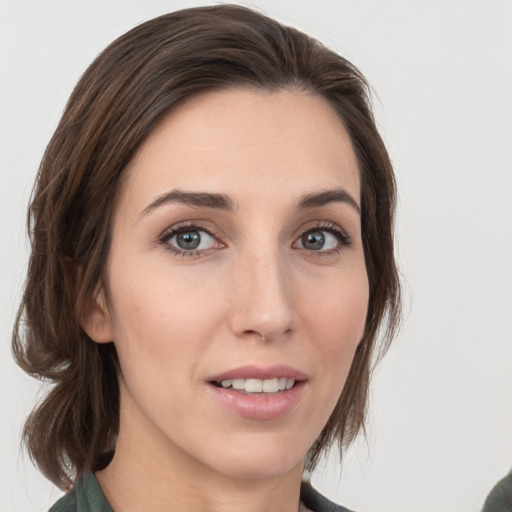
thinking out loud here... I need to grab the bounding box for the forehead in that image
[120,88,360,212]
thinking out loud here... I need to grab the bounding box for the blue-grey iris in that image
[177,231,201,250]
[302,231,325,250]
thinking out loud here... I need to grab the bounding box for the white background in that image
[1,1,511,511]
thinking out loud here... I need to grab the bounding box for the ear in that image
[80,282,114,343]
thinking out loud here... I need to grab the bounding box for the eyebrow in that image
[297,189,360,214]
[141,187,360,217]
[141,190,235,217]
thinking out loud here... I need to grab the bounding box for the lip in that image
[205,365,308,420]
[207,364,308,382]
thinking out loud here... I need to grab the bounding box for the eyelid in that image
[293,221,351,251]
[158,220,226,256]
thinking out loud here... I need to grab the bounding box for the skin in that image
[83,88,369,512]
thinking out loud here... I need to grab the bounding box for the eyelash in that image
[158,221,225,258]
[294,221,352,255]
[158,220,351,258]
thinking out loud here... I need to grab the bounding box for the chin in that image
[199,439,307,481]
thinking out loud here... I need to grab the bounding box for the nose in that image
[229,245,294,343]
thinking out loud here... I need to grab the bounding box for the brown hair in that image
[12,4,401,490]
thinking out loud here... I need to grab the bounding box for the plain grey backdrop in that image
[1,1,511,511]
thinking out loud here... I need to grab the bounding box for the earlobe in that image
[80,284,114,343]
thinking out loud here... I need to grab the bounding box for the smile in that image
[214,377,295,393]
[206,365,307,420]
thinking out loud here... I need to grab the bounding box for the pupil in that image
[302,231,325,250]
[177,231,200,250]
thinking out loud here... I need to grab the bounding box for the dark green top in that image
[49,474,113,512]
[48,473,352,512]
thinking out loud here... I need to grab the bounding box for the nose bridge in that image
[230,241,294,340]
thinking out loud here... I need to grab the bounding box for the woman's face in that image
[93,89,368,481]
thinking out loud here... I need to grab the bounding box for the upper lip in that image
[207,365,308,383]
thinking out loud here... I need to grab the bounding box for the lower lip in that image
[206,381,306,420]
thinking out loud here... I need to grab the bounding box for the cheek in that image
[303,269,369,349]
[107,263,224,365]
[105,273,215,422]
[298,264,369,399]
[293,265,369,437]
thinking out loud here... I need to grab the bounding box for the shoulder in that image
[48,473,113,512]
[301,481,356,512]
[48,493,76,512]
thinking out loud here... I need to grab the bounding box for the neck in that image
[96,384,304,512]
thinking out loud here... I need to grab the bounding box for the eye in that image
[170,229,215,251]
[294,224,350,253]
[159,223,223,256]
[167,229,216,251]
[296,230,338,251]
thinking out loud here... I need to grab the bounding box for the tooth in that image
[263,378,279,393]
[232,379,245,390]
[245,379,263,393]
[225,377,295,393]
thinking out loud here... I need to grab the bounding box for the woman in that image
[12,5,401,511]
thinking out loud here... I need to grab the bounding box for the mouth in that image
[210,377,297,394]
[205,365,307,419]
